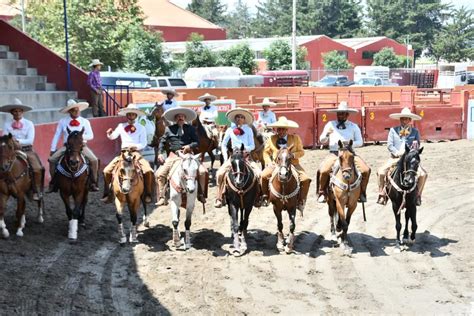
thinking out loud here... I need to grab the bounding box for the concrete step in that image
[0,91,77,110]
[0,59,28,75]
[0,106,76,127]
[0,51,19,59]
[0,45,10,52]
[17,67,37,76]
[0,75,46,91]
[35,82,56,91]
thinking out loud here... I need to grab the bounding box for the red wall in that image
[302,36,354,69]
[149,25,226,42]
[0,20,90,100]
[347,38,414,66]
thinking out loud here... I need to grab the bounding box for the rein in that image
[269,165,300,204]
[225,161,257,209]
[169,157,199,194]
[330,160,362,192]
[386,166,418,215]
[0,155,28,184]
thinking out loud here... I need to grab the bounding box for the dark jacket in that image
[158,124,199,155]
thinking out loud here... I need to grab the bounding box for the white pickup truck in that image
[352,76,398,86]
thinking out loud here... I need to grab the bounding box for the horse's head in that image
[118,149,137,194]
[275,145,294,182]
[338,140,355,181]
[178,151,201,193]
[0,134,16,172]
[230,144,248,187]
[65,127,84,172]
[399,143,423,187]
[153,102,164,120]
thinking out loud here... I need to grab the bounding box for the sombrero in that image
[118,103,146,116]
[198,93,217,102]
[389,107,422,121]
[268,116,299,129]
[88,59,103,67]
[161,89,179,97]
[256,97,276,107]
[59,99,89,114]
[0,98,32,112]
[226,108,254,124]
[163,107,197,123]
[327,101,358,113]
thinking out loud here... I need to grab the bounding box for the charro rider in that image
[0,98,44,200]
[317,101,371,203]
[214,108,262,208]
[100,104,154,203]
[47,99,99,193]
[254,97,277,133]
[260,116,311,212]
[160,88,179,112]
[155,107,208,206]
[376,107,427,206]
[197,92,219,142]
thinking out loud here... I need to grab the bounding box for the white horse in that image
[168,152,201,250]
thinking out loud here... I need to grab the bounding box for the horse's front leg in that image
[78,191,88,227]
[239,204,252,254]
[183,192,196,250]
[68,188,87,241]
[410,206,418,244]
[114,196,127,244]
[128,196,140,243]
[285,207,297,254]
[228,200,240,256]
[334,196,349,252]
[342,202,358,255]
[273,205,285,252]
[0,196,9,238]
[328,199,337,242]
[392,200,403,252]
[15,194,27,237]
[170,191,182,248]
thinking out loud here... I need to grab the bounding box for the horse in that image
[168,151,201,250]
[192,118,221,184]
[268,146,300,253]
[250,124,266,169]
[385,144,423,252]
[225,144,259,256]
[112,148,148,244]
[150,103,166,168]
[326,140,363,255]
[0,134,44,238]
[56,128,90,241]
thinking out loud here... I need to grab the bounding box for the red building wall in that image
[149,25,226,42]
[347,38,413,67]
[301,36,353,69]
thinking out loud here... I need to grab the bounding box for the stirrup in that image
[214,199,223,208]
[376,194,387,205]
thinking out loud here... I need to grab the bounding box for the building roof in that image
[334,36,387,50]
[0,0,20,18]
[139,0,222,29]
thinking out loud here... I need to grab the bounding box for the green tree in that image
[372,47,404,68]
[187,0,226,26]
[322,51,353,69]
[218,42,257,74]
[431,7,474,63]
[225,0,256,39]
[184,33,217,68]
[263,39,307,70]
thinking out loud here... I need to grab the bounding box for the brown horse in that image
[56,128,90,241]
[150,103,166,168]
[221,124,266,169]
[268,146,300,253]
[326,140,362,255]
[192,118,220,167]
[0,134,43,238]
[112,148,147,244]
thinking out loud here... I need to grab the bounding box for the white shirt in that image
[221,124,255,160]
[319,120,363,152]
[255,110,276,127]
[2,117,35,146]
[51,116,94,151]
[108,122,147,150]
[162,99,178,112]
[199,104,218,123]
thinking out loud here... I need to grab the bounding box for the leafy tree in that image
[184,33,217,68]
[225,0,256,39]
[322,50,353,70]
[372,47,404,68]
[263,39,307,70]
[218,42,257,74]
[187,0,227,26]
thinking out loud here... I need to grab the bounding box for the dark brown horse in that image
[0,134,43,238]
[192,118,220,168]
[56,128,90,241]
[150,103,166,168]
[268,146,300,253]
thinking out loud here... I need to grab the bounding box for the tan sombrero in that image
[389,107,422,121]
[269,116,299,129]
[327,101,358,113]
[163,107,197,123]
[256,97,276,107]
[161,89,180,97]
[118,103,146,116]
[59,99,89,114]
[0,98,32,112]
[88,59,103,67]
[226,108,254,124]
[198,93,217,102]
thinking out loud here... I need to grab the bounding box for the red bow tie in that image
[12,120,23,130]
[124,124,136,133]
[233,127,245,136]
[69,119,80,127]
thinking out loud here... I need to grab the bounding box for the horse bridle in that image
[276,149,293,183]
[64,142,84,172]
[230,151,251,189]
[178,156,199,193]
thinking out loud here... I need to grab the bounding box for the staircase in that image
[0,44,77,127]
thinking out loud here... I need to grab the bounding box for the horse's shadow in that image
[138,224,173,252]
[190,228,228,257]
[345,232,392,257]
[407,230,457,257]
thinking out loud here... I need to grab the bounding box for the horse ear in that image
[7,133,13,139]
[418,147,423,154]
[338,140,343,148]
[405,143,410,152]
[66,127,71,134]
[80,127,85,135]
[240,143,245,151]
[348,139,353,147]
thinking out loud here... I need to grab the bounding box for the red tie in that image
[124,124,136,133]
[69,119,80,127]
[12,120,23,130]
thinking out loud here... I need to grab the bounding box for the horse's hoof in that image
[16,229,24,237]
[2,229,9,239]
[402,238,409,245]
[37,216,44,224]
[276,243,285,252]
[119,237,127,244]
[284,246,294,254]
[408,238,415,246]
[233,249,241,257]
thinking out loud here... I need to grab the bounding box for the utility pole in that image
[63,0,72,90]
[20,0,25,32]
[405,35,410,69]
[291,0,297,70]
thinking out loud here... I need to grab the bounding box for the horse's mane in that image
[340,144,355,155]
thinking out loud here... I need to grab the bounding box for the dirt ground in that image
[0,139,473,315]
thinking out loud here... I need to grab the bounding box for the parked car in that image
[311,75,353,87]
[351,76,399,87]
[101,71,151,89]
[197,75,264,88]
[149,76,187,89]
[467,71,474,84]
[354,66,390,83]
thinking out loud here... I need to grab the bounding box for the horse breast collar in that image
[269,165,300,202]
[56,155,88,178]
[330,159,362,191]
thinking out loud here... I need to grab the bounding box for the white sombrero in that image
[161,89,180,97]
[269,116,299,129]
[59,99,89,114]
[389,107,422,121]
[198,93,217,102]
[327,101,358,113]
[118,103,146,116]
[88,59,103,67]
[256,97,276,107]
[163,107,197,123]
[0,98,32,112]
[226,108,254,124]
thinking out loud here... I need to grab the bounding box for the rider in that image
[47,99,99,193]
[160,89,179,111]
[376,107,427,206]
[197,93,219,142]
[254,97,277,132]
[0,98,44,200]
[155,107,208,206]
[214,108,262,208]
[260,116,311,212]
[101,104,154,203]
[317,101,371,203]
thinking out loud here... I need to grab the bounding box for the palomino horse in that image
[112,148,148,244]
[150,103,166,168]
[0,134,44,238]
[56,128,90,240]
[385,144,423,252]
[268,146,300,253]
[168,151,201,250]
[225,145,259,256]
[326,140,362,255]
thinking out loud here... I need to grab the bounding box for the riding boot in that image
[298,179,311,212]
[317,171,329,203]
[197,170,208,204]
[260,175,270,206]
[143,172,154,204]
[214,180,225,208]
[46,162,57,193]
[89,160,100,192]
[376,173,387,205]
[358,168,371,203]
[156,176,167,206]
[100,172,113,203]
[32,169,43,201]
[253,183,262,208]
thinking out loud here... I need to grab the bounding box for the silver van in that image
[149,76,187,89]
